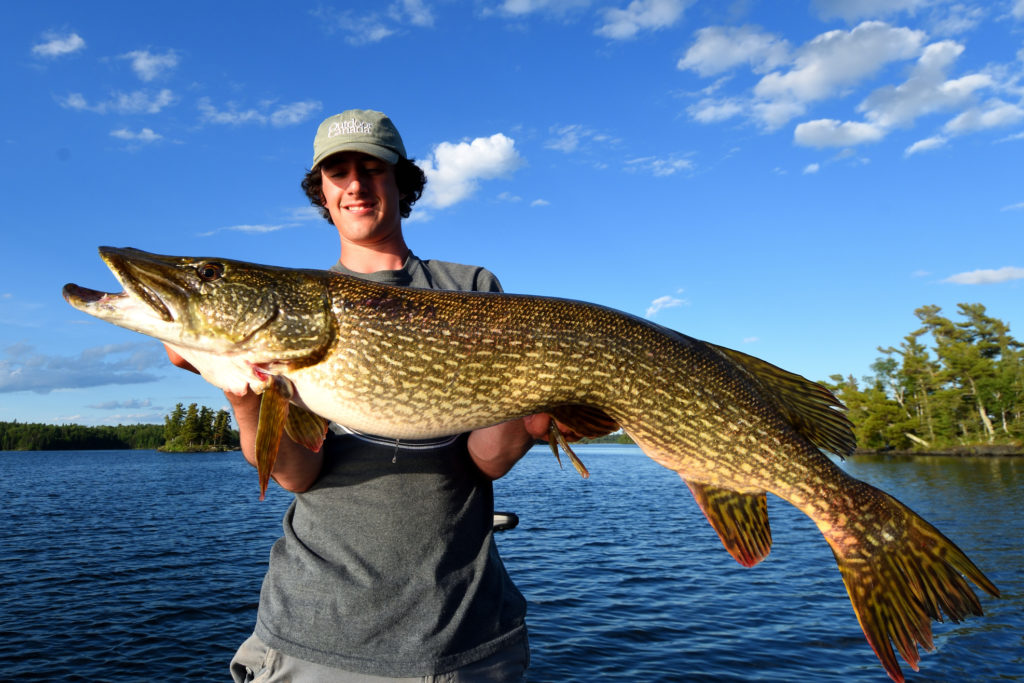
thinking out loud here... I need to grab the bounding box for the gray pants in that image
[230,633,529,683]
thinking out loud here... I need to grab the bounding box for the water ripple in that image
[1,447,1020,681]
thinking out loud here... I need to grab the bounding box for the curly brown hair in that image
[301,157,427,222]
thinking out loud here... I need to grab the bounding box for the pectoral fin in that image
[255,376,293,501]
[544,405,621,478]
[284,404,329,453]
[547,419,590,479]
[685,480,772,568]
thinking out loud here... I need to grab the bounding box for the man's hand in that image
[522,414,582,443]
[469,413,583,480]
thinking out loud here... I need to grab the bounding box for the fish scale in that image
[63,246,1000,683]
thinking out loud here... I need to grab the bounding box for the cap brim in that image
[313,141,400,167]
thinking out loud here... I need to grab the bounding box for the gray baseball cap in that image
[312,109,407,167]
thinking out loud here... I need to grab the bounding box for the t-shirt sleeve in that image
[475,268,503,293]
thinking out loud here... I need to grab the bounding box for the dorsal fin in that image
[708,343,856,458]
[685,480,772,567]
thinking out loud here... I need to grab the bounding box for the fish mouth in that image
[62,247,179,322]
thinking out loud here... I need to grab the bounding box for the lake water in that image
[1,445,1020,682]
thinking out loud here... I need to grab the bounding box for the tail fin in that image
[828,493,999,682]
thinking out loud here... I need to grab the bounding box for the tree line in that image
[826,303,1022,451]
[0,402,239,452]
[0,421,165,451]
[162,402,238,451]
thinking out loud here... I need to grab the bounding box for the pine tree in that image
[164,403,185,444]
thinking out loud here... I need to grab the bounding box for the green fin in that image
[546,418,590,478]
[255,377,293,501]
[685,480,772,568]
[284,404,328,453]
[708,343,856,458]
[828,491,999,683]
[542,405,617,479]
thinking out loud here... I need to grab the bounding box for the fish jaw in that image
[64,246,336,363]
[63,280,183,342]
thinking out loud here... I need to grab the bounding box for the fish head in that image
[63,247,334,364]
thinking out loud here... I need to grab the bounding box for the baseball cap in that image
[312,109,407,167]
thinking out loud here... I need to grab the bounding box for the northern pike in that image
[63,246,999,682]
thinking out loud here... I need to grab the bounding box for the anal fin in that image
[685,480,772,568]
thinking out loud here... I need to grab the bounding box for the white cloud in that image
[198,98,265,125]
[61,89,176,114]
[754,22,925,108]
[531,199,551,207]
[110,128,162,143]
[812,0,930,22]
[269,100,322,126]
[420,134,524,209]
[497,0,592,15]
[394,0,435,27]
[751,99,808,130]
[794,119,886,147]
[32,32,85,58]
[545,125,618,155]
[929,4,986,36]
[678,25,790,76]
[688,97,745,123]
[596,0,692,40]
[89,398,153,410]
[0,342,165,394]
[315,1,435,44]
[1001,201,1024,211]
[904,135,948,156]
[198,98,320,127]
[787,39,998,151]
[858,41,993,129]
[944,267,1024,284]
[1012,0,1024,19]
[199,223,293,237]
[624,155,694,176]
[803,162,821,174]
[120,49,179,81]
[287,206,326,222]
[943,99,1024,134]
[546,124,592,152]
[646,293,687,318]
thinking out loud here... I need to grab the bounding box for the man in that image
[168,109,561,681]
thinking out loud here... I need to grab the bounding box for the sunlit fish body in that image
[63,247,999,682]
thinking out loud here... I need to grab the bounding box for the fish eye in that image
[196,262,224,282]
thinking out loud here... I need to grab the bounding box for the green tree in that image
[180,403,201,448]
[164,403,184,443]
[211,409,231,447]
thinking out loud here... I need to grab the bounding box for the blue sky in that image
[2,0,1023,427]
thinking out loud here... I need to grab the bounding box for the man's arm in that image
[467,414,574,480]
[165,345,323,493]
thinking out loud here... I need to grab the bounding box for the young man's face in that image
[319,151,403,248]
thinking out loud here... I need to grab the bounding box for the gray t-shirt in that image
[254,254,527,677]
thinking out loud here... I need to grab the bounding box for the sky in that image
[2,0,1023,427]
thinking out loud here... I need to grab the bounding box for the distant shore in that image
[853,444,1022,458]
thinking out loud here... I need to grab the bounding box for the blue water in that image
[0,446,1020,682]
